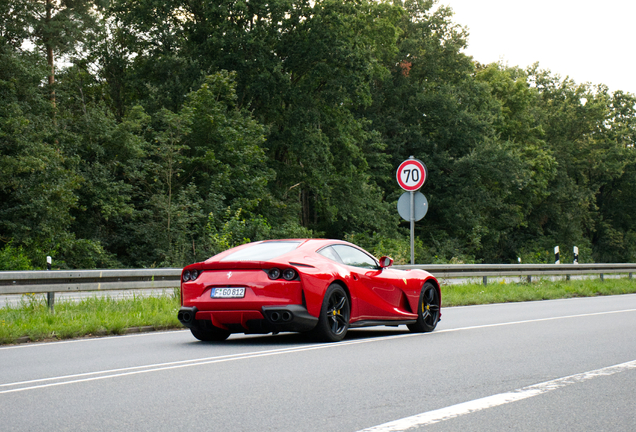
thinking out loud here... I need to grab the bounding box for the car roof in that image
[203,239,352,264]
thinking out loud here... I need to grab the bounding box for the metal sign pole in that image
[396,156,428,266]
[410,190,415,265]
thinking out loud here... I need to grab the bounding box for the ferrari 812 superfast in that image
[177,239,440,342]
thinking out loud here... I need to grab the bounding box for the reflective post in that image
[46,256,54,313]
[573,246,579,264]
[566,246,577,281]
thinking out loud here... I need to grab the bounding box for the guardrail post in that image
[47,292,55,313]
[630,273,633,280]
[526,275,532,283]
[482,276,487,286]
[600,273,604,282]
[46,256,54,313]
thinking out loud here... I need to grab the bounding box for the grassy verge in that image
[2,277,636,344]
[0,292,182,345]
[441,277,636,306]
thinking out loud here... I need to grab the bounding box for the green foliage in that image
[206,208,316,259]
[206,208,270,257]
[1,0,636,267]
[345,232,413,265]
[0,241,33,270]
[0,41,83,266]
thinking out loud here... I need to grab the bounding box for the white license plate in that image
[211,287,245,298]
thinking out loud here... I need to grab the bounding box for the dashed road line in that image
[358,359,636,431]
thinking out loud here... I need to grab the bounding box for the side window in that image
[331,245,378,269]
[317,246,343,263]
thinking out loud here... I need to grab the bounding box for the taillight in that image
[268,268,281,280]
[182,269,203,282]
[282,268,297,280]
[266,268,298,281]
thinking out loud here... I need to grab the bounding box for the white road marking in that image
[435,308,636,334]
[359,359,636,431]
[0,342,341,388]
[0,337,406,394]
[2,308,636,394]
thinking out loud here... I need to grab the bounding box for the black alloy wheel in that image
[407,282,440,333]
[310,284,350,342]
[190,320,231,342]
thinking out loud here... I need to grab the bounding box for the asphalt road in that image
[1,294,635,431]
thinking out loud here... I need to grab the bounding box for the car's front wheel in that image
[190,320,231,341]
[407,282,440,333]
[310,283,350,342]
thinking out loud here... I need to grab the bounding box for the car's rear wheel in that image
[190,320,231,341]
[407,282,440,333]
[310,284,350,342]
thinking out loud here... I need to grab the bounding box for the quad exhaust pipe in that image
[267,310,293,323]
[261,305,318,332]
[177,306,198,328]
[178,305,318,333]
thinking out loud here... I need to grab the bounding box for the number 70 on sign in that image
[396,158,427,191]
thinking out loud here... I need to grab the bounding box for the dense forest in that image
[1,0,636,270]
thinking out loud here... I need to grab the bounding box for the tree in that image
[0,42,82,266]
[589,90,636,262]
[3,0,107,109]
[521,65,636,262]
[116,72,273,267]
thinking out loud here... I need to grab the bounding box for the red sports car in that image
[177,239,440,342]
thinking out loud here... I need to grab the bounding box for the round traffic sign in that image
[396,158,427,191]
[397,192,428,221]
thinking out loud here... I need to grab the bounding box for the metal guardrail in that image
[0,269,182,296]
[394,263,636,280]
[1,263,635,298]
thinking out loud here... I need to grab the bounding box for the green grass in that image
[0,291,182,345]
[441,277,636,306]
[2,277,636,345]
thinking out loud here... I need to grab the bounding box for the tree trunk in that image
[46,0,56,110]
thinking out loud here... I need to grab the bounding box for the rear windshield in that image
[220,241,301,262]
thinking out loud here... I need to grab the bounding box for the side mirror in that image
[379,256,393,268]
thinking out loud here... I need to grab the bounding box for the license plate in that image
[211,287,245,298]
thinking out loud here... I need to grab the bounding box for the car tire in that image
[407,282,440,333]
[190,320,231,341]
[310,283,350,342]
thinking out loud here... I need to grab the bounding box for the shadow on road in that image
[184,327,412,347]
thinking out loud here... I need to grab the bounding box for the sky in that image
[442,0,636,94]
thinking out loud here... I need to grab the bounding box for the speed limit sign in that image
[396,158,427,191]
